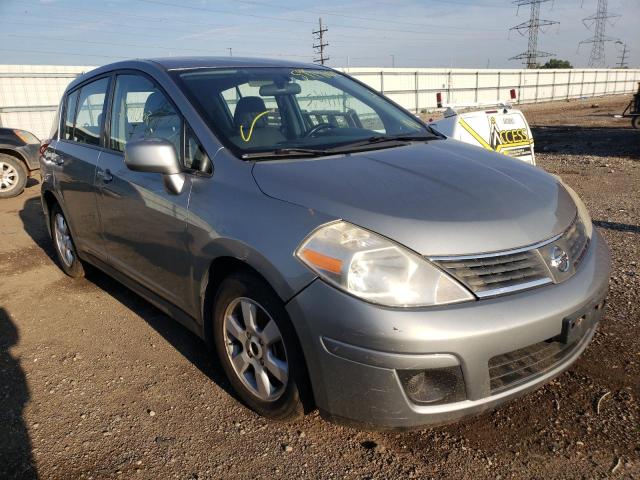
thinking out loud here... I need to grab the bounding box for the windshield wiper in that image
[366,133,440,143]
[241,147,331,160]
[325,133,437,153]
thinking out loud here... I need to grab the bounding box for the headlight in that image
[295,221,474,307]
[562,183,593,238]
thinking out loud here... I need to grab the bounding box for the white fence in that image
[0,65,94,140]
[1,64,639,139]
[343,67,640,113]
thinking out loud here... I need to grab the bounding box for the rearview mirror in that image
[124,138,186,195]
[259,82,301,96]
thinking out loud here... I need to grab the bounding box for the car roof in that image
[67,56,331,91]
[149,56,329,71]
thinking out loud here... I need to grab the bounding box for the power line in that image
[313,18,329,65]
[13,0,227,28]
[615,41,629,69]
[0,47,121,61]
[0,17,182,41]
[222,0,502,30]
[7,0,503,44]
[579,0,620,68]
[4,34,313,60]
[132,0,499,36]
[509,0,559,68]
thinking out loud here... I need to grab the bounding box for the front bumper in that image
[286,229,611,429]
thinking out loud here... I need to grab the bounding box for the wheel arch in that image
[41,188,64,237]
[0,148,29,169]
[200,254,316,410]
[201,255,293,347]
[0,145,29,165]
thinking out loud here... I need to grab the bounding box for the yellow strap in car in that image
[240,110,272,142]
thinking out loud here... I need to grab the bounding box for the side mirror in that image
[124,138,186,195]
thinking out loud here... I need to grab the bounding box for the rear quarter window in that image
[63,90,79,141]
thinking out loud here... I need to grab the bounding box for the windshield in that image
[174,67,437,158]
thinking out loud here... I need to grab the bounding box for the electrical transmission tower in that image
[616,42,629,68]
[509,0,559,69]
[579,0,620,67]
[313,18,329,65]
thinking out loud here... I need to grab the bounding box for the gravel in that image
[0,94,638,479]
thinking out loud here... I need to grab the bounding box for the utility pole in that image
[313,17,329,65]
[579,0,620,68]
[615,41,629,68]
[509,0,559,69]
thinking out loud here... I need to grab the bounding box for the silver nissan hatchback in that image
[40,57,610,429]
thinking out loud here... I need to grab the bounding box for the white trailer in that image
[428,90,536,165]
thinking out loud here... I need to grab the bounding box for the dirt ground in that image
[1,94,638,480]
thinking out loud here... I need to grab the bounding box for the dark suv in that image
[0,127,41,198]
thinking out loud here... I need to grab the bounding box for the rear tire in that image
[0,154,28,199]
[212,270,310,420]
[50,204,84,278]
[632,116,640,130]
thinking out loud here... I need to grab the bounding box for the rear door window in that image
[74,77,110,146]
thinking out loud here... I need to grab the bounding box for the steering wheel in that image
[304,123,335,138]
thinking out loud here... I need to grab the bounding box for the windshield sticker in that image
[290,69,337,80]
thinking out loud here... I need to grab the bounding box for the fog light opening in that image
[398,366,466,406]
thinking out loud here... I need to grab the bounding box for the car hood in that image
[251,139,576,256]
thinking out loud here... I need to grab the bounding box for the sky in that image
[0,0,638,68]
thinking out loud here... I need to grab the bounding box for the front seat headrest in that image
[234,96,268,129]
[143,92,171,124]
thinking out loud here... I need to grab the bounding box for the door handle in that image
[98,169,114,183]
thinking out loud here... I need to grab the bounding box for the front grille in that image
[433,250,550,297]
[488,297,605,393]
[432,215,590,298]
[488,339,580,393]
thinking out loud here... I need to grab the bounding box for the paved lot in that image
[1,95,638,479]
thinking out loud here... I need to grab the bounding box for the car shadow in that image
[532,125,640,159]
[81,267,238,401]
[0,308,38,480]
[593,220,640,234]
[18,196,56,262]
[17,196,240,405]
[26,177,40,188]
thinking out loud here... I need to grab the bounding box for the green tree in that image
[540,59,573,69]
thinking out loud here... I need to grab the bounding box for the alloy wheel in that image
[54,213,75,267]
[0,161,18,192]
[223,297,289,401]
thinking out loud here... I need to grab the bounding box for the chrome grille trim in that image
[429,231,563,262]
[431,215,590,298]
[471,278,552,299]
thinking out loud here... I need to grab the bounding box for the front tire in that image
[0,154,27,199]
[50,204,84,278]
[213,271,310,420]
[632,116,640,130]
